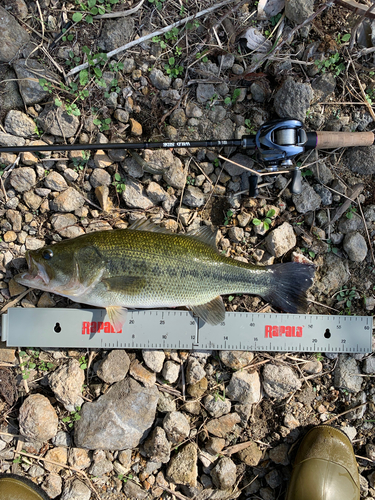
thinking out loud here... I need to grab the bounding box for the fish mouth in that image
[14,253,51,288]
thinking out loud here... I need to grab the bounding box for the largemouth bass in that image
[15,219,315,330]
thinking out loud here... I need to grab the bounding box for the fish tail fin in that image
[262,263,315,313]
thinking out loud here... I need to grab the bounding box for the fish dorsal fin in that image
[128,217,173,234]
[187,225,218,250]
[189,296,225,325]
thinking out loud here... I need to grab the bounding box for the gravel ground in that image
[0,0,375,499]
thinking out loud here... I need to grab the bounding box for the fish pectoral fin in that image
[189,296,225,325]
[101,276,146,294]
[106,306,128,332]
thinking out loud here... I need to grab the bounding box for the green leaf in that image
[266,209,276,218]
[252,218,261,226]
[86,14,93,23]
[54,98,62,107]
[72,12,83,23]
[342,33,350,42]
[93,118,101,126]
[168,57,175,66]
[263,218,271,225]
[224,97,231,105]
[263,222,269,231]
[115,173,122,181]
[94,67,102,78]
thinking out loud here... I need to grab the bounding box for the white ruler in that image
[1,308,373,353]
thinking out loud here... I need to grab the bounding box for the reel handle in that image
[249,175,260,198]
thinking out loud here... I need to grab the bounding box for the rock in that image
[51,214,84,238]
[52,431,71,447]
[44,447,68,473]
[337,213,364,234]
[0,6,30,62]
[149,68,171,90]
[313,253,349,296]
[208,105,227,123]
[139,350,165,374]
[50,187,86,212]
[186,357,206,385]
[363,356,375,374]
[146,182,168,204]
[237,441,263,466]
[48,359,84,412]
[196,83,216,103]
[285,0,314,25]
[223,153,254,177]
[4,110,36,137]
[74,377,159,449]
[334,355,363,393]
[162,360,180,383]
[163,158,186,189]
[25,236,45,250]
[169,109,187,128]
[96,350,130,384]
[219,351,254,369]
[166,443,197,487]
[186,102,203,118]
[98,15,134,50]
[123,480,148,499]
[88,450,113,477]
[343,232,367,262]
[13,59,59,105]
[314,184,332,205]
[68,448,91,470]
[28,465,45,477]
[303,360,322,374]
[182,185,206,207]
[163,411,190,445]
[158,392,177,413]
[129,118,143,137]
[269,442,290,465]
[90,168,111,188]
[226,370,261,404]
[262,364,301,400]
[274,78,313,122]
[129,359,156,387]
[206,437,225,455]
[143,427,171,463]
[293,183,322,213]
[345,146,375,175]
[211,457,237,490]
[114,109,129,123]
[10,167,36,193]
[265,222,296,257]
[228,226,244,243]
[93,150,113,169]
[45,171,68,192]
[311,73,336,102]
[37,104,80,138]
[19,394,58,441]
[310,162,334,184]
[187,377,208,398]
[218,54,235,70]
[23,190,42,210]
[203,394,231,418]
[206,413,241,438]
[3,231,17,243]
[42,474,62,499]
[60,479,91,500]
[122,177,154,209]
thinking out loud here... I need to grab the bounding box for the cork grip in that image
[316,131,374,149]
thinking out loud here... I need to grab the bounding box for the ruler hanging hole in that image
[324,329,331,339]
[54,323,62,333]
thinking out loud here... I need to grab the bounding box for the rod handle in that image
[316,131,374,149]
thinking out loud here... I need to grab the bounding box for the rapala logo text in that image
[82,322,122,334]
[265,325,303,338]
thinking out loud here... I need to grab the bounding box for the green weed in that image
[315,53,345,77]
[112,173,126,194]
[252,209,276,232]
[62,407,81,428]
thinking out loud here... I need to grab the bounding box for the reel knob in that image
[291,168,302,194]
[249,175,259,198]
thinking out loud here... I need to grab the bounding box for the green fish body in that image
[15,219,314,329]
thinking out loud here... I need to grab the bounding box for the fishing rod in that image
[2,118,374,197]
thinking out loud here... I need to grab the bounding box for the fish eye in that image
[42,249,53,260]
